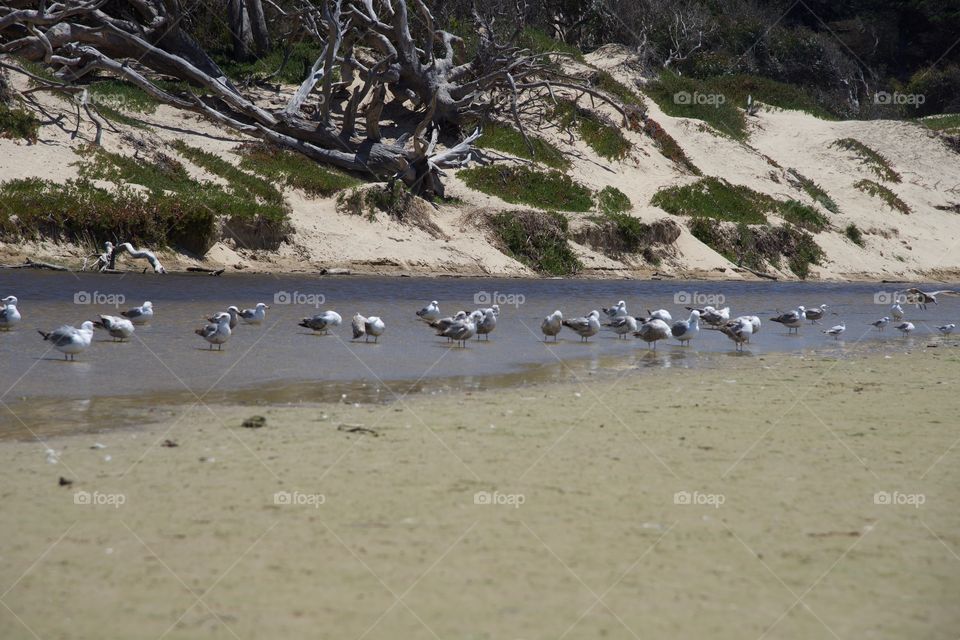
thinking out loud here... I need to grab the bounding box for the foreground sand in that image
[1,346,958,639]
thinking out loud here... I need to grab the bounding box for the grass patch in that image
[651,177,772,224]
[336,182,444,237]
[919,113,960,134]
[596,186,631,214]
[96,105,148,129]
[854,179,911,214]
[645,71,747,140]
[459,165,593,212]
[590,70,645,108]
[518,28,584,61]
[642,118,701,175]
[89,80,159,114]
[831,138,901,183]
[780,199,829,232]
[171,140,285,205]
[214,42,329,85]
[845,223,865,246]
[706,75,837,120]
[787,169,839,213]
[551,99,631,161]
[237,143,359,197]
[488,209,581,275]
[0,103,40,143]
[688,217,823,278]
[577,214,680,265]
[473,120,569,169]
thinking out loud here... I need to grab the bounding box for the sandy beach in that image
[1,344,957,639]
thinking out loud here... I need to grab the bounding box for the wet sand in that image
[0,346,958,639]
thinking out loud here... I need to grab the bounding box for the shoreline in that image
[1,346,957,638]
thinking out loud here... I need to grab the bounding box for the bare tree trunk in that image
[227,0,253,61]
[245,0,271,57]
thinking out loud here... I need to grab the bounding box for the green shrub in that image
[214,41,329,85]
[918,113,960,134]
[596,186,631,214]
[336,182,444,237]
[854,179,911,214]
[237,143,359,197]
[551,99,631,161]
[590,70,645,108]
[642,118,701,175]
[781,226,824,278]
[787,169,839,213]
[459,165,594,212]
[518,28,584,61]
[645,71,748,140]
[779,199,829,232]
[651,177,772,224]
[171,140,285,205]
[900,66,960,117]
[845,223,865,246]
[89,80,159,114]
[0,103,40,143]
[473,120,569,169]
[488,209,581,275]
[705,75,836,120]
[831,138,901,182]
[687,216,823,278]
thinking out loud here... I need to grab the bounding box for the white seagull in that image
[563,310,601,341]
[606,314,638,339]
[0,295,21,330]
[541,310,563,342]
[822,323,846,339]
[196,312,232,349]
[894,321,915,335]
[700,306,730,327]
[770,306,806,333]
[352,314,385,343]
[475,309,497,340]
[870,316,890,331]
[634,318,671,349]
[671,310,700,346]
[417,301,441,322]
[38,321,95,360]
[239,302,270,325]
[647,308,673,323]
[804,304,828,324]
[430,311,468,340]
[890,303,904,321]
[208,306,239,329]
[437,313,477,347]
[94,315,135,342]
[121,301,153,325]
[602,301,628,319]
[719,317,753,351]
[937,323,956,335]
[299,310,342,334]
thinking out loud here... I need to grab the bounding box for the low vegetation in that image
[642,118,701,175]
[0,102,40,143]
[688,217,824,278]
[518,28,584,61]
[575,215,681,264]
[336,182,444,238]
[854,179,911,214]
[596,186,631,214]
[779,199,829,232]
[651,178,772,224]
[550,99,632,161]
[589,70,645,109]
[487,209,581,276]
[214,42,329,85]
[89,79,159,114]
[237,143,359,197]
[845,223,865,246]
[706,75,836,120]
[831,138,901,182]
[787,169,839,213]
[473,120,570,169]
[645,71,748,140]
[918,113,960,134]
[171,140,285,206]
[459,165,594,212]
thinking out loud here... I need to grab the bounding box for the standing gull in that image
[0,295,20,330]
[299,310,342,334]
[719,317,753,351]
[804,304,828,324]
[671,310,700,346]
[634,318,671,350]
[770,306,806,333]
[647,309,672,323]
[196,312,232,350]
[475,309,497,340]
[94,315,135,342]
[431,311,468,341]
[870,316,890,331]
[602,301,628,319]
[563,310,601,342]
[437,313,477,347]
[700,306,730,327]
[352,314,385,343]
[121,301,153,325]
[541,310,563,342]
[890,303,904,321]
[208,306,240,330]
[894,321,915,335]
[937,323,955,335]
[822,323,846,340]
[239,303,270,325]
[38,321,95,360]
[605,315,638,339]
[417,301,441,322]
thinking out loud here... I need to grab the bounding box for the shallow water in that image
[0,271,955,438]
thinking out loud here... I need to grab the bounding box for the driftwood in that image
[1,258,70,271]
[186,267,226,276]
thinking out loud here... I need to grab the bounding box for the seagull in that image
[647,309,672,323]
[208,306,240,329]
[416,301,441,322]
[0,295,20,330]
[563,310,601,341]
[937,323,956,335]
[602,301,628,319]
[719,317,753,351]
[804,304,828,324]
[671,310,700,346]
[894,321,915,335]
[121,301,153,325]
[299,310,342,334]
[898,288,960,310]
[738,315,762,337]
[438,313,477,347]
[634,318,671,349]
[770,306,806,333]
[196,312,231,350]
[239,303,270,325]
[93,315,135,341]
[38,321,95,360]
[890,303,904,321]
[475,309,497,340]
[870,316,890,331]
[605,315,638,339]
[541,310,563,342]
[700,306,730,327]
[352,314,385,342]
[822,323,846,339]
[430,311,468,340]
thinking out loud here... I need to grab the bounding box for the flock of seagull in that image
[0,287,957,360]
